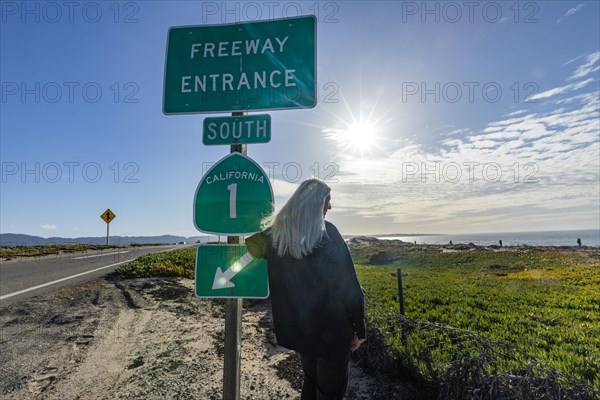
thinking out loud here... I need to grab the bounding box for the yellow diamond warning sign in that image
[101,209,116,224]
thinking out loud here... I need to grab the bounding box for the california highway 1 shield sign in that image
[193,152,273,235]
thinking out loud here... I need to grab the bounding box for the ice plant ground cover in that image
[353,244,599,396]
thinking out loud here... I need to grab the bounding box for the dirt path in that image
[0,277,425,399]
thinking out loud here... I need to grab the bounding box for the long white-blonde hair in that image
[263,179,331,259]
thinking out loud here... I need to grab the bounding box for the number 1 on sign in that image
[227,183,237,218]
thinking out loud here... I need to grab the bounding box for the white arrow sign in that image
[212,252,254,290]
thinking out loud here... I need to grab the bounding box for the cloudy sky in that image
[1,1,599,237]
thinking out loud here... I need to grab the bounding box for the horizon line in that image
[2,227,599,241]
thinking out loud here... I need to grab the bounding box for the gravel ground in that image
[0,276,427,399]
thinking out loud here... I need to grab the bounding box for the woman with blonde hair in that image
[246,178,366,400]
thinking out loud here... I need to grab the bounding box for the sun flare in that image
[317,90,398,160]
[322,119,382,157]
[345,122,377,149]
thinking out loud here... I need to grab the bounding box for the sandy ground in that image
[0,276,425,399]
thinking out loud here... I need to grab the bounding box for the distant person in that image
[449,240,453,245]
[499,240,503,247]
[577,238,582,247]
[246,179,366,400]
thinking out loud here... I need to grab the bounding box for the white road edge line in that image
[0,259,131,301]
[73,251,131,260]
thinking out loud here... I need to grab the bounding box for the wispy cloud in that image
[569,51,600,80]
[41,224,57,230]
[557,3,585,24]
[505,109,528,117]
[566,3,585,16]
[527,78,593,101]
[555,92,598,105]
[445,128,471,137]
[563,55,583,66]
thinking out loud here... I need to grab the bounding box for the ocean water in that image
[376,229,600,247]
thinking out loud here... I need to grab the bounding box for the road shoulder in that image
[1,276,422,399]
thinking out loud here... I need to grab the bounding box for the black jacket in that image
[246,221,366,360]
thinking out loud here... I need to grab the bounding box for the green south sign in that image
[194,153,273,235]
[163,16,316,114]
[203,114,271,146]
[195,244,268,298]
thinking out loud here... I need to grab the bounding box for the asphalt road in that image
[0,245,188,306]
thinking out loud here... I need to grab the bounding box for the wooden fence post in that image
[397,268,408,348]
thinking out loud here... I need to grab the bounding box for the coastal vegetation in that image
[0,244,125,259]
[114,247,196,279]
[114,240,599,397]
[351,241,599,397]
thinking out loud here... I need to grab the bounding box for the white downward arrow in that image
[212,252,254,290]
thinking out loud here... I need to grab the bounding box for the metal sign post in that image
[223,111,246,400]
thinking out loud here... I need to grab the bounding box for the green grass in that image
[355,248,600,390]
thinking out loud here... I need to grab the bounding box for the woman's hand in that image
[351,334,366,352]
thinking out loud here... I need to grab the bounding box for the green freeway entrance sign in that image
[194,152,273,235]
[163,16,316,114]
[203,114,271,146]
[196,244,269,298]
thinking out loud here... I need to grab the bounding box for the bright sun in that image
[323,119,381,157]
[345,122,377,150]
